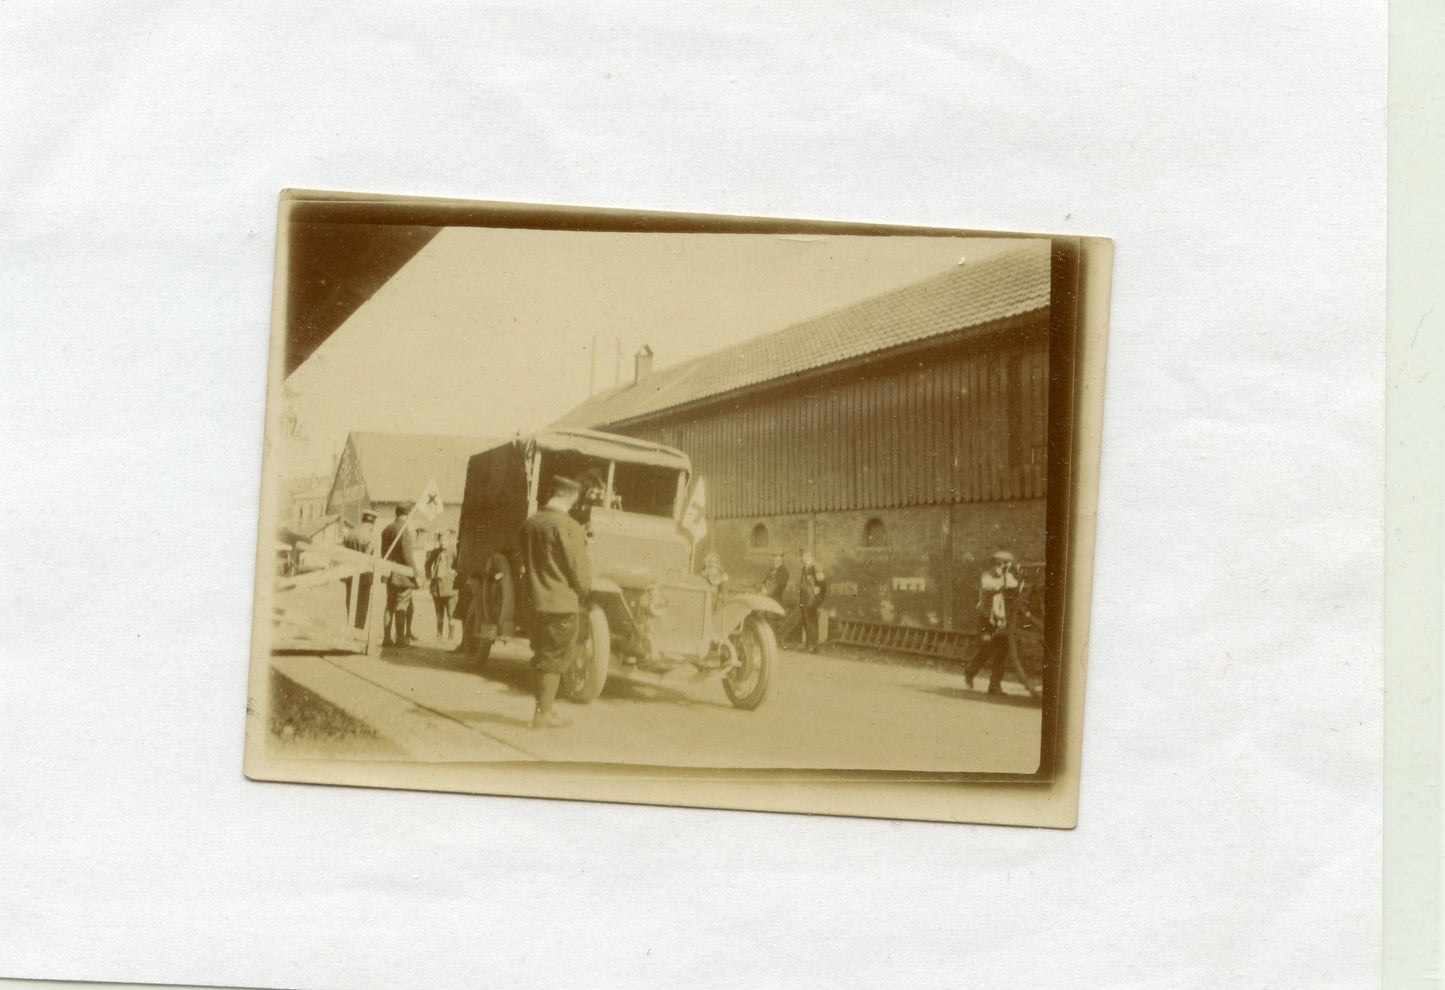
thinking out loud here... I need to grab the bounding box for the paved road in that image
[270,633,1042,774]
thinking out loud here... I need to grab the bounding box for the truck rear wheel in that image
[562,605,610,704]
[479,553,515,634]
[463,597,492,666]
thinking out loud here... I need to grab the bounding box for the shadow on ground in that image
[377,643,481,674]
[437,708,535,729]
[915,683,1042,708]
[377,645,733,708]
[599,674,725,708]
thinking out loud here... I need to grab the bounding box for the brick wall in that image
[709,497,1045,633]
[947,498,1046,630]
[813,506,949,627]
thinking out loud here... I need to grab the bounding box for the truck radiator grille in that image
[649,585,708,657]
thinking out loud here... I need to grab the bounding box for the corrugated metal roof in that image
[349,432,503,504]
[555,240,1051,428]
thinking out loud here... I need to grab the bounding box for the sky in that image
[277,227,1032,478]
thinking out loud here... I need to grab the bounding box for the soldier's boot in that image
[987,655,1006,695]
[532,672,570,729]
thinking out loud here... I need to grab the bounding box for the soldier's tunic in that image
[342,527,375,629]
[799,562,828,652]
[520,506,592,673]
[381,521,420,607]
[426,543,457,632]
[761,563,789,606]
[381,518,421,645]
[965,566,1021,693]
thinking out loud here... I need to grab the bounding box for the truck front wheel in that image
[562,604,610,704]
[723,614,777,710]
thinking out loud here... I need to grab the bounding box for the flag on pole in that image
[416,476,444,521]
[680,477,707,544]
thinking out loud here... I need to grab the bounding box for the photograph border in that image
[243,190,1113,826]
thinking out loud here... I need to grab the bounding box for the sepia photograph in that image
[245,192,1110,821]
[1,1,1389,983]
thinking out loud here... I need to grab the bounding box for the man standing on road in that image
[381,503,421,648]
[426,532,457,642]
[342,510,378,629]
[798,548,828,654]
[520,475,592,730]
[965,550,1022,695]
[702,551,729,599]
[759,553,789,636]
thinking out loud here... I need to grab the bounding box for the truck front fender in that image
[714,593,784,639]
[586,578,635,639]
[588,577,624,598]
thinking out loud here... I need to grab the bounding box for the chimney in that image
[634,344,654,383]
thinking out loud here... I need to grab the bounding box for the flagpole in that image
[381,508,416,563]
[680,477,707,572]
[381,477,442,565]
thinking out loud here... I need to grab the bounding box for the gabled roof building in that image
[556,240,1053,634]
[327,432,502,544]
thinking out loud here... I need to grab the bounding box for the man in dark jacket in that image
[759,553,789,638]
[520,476,592,729]
[342,510,378,630]
[760,553,789,605]
[381,503,420,647]
[798,549,828,653]
[425,532,457,641]
[965,550,1022,694]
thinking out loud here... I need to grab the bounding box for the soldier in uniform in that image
[572,468,608,526]
[425,532,457,642]
[965,550,1022,695]
[342,510,378,629]
[798,549,828,653]
[381,503,420,647]
[520,476,592,729]
[759,553,789,636]
[702,551,729,598]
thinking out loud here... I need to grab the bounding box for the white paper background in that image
[0,3,1384,988]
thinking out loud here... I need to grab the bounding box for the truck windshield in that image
[611,461,681,518]
[535,450,681,519]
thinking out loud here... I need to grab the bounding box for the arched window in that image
[863,517,888,548]
[750,523,770,549]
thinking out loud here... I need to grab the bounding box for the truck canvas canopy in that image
[529,428,691,473]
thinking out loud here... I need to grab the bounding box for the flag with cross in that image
[416,476,444,521]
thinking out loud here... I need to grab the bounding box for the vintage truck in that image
[453,428,782,709]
